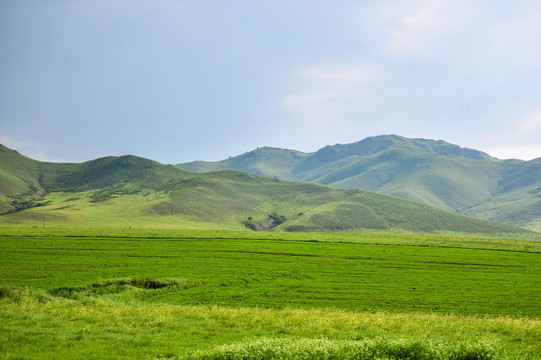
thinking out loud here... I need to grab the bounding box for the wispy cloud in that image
[484,110,541,160]
[515,110,541,136]
[386,0,474,54]
[278,63,383,144]
[297,64,382,83]
[485,145,541,161]
[282,90,344,131]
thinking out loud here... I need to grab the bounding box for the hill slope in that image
[0,144,527,234]
[177,135,541,231]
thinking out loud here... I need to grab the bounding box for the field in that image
[1,228,540,359]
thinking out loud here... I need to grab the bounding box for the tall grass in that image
[47,278,200,303]
[1,288,539,359]
[174,337,503,360]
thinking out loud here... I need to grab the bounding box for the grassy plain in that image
[1,228,540,359]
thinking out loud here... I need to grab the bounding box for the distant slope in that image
[177,135,541,231]
[0,144,164,212]
[0,144,527,234]
[180,147,309,179]
[463,158,541,231]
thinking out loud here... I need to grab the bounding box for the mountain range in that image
[178,135,541,231]
[0,142,529,234]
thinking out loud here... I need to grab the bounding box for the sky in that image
[1,0,541,164]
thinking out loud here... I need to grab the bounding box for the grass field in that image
[1,228,540,359]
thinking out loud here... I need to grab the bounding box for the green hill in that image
[177,135,541,231]
[180,147,309,179]
[0,144,527,234]
[0,144,164,212]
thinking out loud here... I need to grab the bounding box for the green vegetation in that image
[5,199,51,213]
[178,146,309,180]
[268,212,286,225]
[1,229,540,359]
[2,229,538,315]
[243,212,287,230]
[1,142,540,358]
[178,337,504,360]
[3,288,539,359]
[48,278,200,301]
[0,143,529,233]
[177,135,541,231]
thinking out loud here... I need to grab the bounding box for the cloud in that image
[358,0,476,56]
[297,64,382,83]
[515,110,541,136]
[483,110,541,160]
[392,1,474,52]
[498,110,541,144]
[282,90,344,129]
[278,63,383,142]
[284,63,382,110]
[485,145,541,161]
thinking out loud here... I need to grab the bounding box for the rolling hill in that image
[0,144,528,234]
[177,135,541,231]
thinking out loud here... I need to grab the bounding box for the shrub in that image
[242,221,257,231]
[0,285,21,300]
[268,213,286,226]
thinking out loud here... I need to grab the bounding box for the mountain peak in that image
[334,135,494,160]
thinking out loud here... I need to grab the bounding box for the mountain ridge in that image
[176,135,541,231]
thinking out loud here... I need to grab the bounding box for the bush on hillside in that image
[268,212,286,226]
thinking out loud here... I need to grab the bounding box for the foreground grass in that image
[1,289,540,359]
[178,337,504,360]
[1,229,540,358]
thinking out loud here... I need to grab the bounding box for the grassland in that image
[1,228,540,359]
[0,178,528,234]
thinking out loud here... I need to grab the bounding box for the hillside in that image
[177,135,541,231]
[181,147,309,179]
[0,144,527,234]
[0,144,164,212]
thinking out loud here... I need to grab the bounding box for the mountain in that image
[0,144,527,234]
[177,135,541,231]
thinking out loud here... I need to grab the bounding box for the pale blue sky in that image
[1,0,541,163]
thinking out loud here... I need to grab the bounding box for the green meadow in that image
[1,228,540,359]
